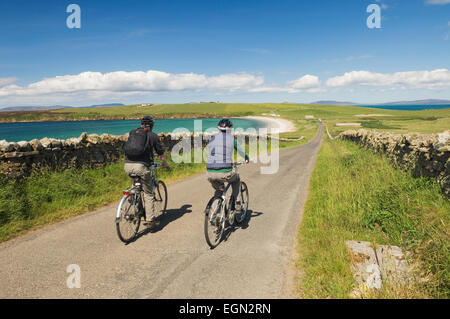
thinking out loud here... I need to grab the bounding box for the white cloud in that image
[249,75,324,94]
[0,70,325,105]
[247,86,294,93]
[0,77,18,87]
[425,0,450,4]
[0,70,264,98]
[326,69,450,90]
[289,75,321,90]
[1,68,449,106]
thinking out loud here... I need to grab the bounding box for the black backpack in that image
[123,128,149,157]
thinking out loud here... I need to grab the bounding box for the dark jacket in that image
[124,128,164,166]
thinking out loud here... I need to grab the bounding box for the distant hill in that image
[77,103,124,108]
[0,103,124,112]
[0,105,71,111]
[310,99,450,106]
[310,100,358,106]
[376,99,450,106]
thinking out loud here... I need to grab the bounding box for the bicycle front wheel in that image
[204,197,225,248]
[153,180,168,216]
[235,181,249,224]
[116,194,141,244]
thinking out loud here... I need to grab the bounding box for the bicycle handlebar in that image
[152,161,171,171]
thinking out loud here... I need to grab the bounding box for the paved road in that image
[0,125,323,298]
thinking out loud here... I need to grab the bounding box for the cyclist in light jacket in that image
[206,119,249,211]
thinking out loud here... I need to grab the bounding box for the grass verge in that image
[0,156,205,243]
[296,136,449,298]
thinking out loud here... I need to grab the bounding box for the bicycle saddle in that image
[129,173,139,178]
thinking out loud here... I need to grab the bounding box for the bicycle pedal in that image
[228,211,235,224]
[143,220,160,228]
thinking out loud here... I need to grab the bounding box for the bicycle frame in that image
[115,178,142,220]
[204,160,248,248]
[217,161,245,220]
[222,161,245,199]
[150,162,163,195]
[116,161,163,220]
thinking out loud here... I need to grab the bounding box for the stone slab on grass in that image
[376,245,413,287]
[346,240,382,297]
[336,123,362,127]
[346,240,414,298]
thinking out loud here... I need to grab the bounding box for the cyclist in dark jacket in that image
[124,116,169,227]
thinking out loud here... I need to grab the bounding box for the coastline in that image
[0,116,294,143]
[243,116,297,133]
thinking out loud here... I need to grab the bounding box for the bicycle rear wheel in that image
[204,197,225,248]
[235,181,249,224]
[116,194,141,243]
[153,180,168,216]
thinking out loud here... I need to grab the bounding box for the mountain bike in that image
[204,161,249,248]
[116,162,168,244]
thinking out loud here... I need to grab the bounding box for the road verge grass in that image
[296,136,449,298]
[0,156,205,243]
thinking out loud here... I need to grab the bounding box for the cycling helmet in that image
[141,115,155,128]
[217,118,233,130]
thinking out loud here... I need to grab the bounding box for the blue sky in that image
[0,0,449,106]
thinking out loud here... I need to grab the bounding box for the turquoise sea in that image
[0,118,267,142]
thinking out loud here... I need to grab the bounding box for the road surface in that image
[0,125,323,298]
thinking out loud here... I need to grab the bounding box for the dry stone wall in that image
[337,129,450,197]
[0,132,273,179]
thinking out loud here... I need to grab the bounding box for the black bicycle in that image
[116,162,168,244]
[204,161,249,248]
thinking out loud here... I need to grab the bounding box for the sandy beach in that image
[244,116,297,133]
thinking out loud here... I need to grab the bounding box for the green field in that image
[1,103,449,137]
